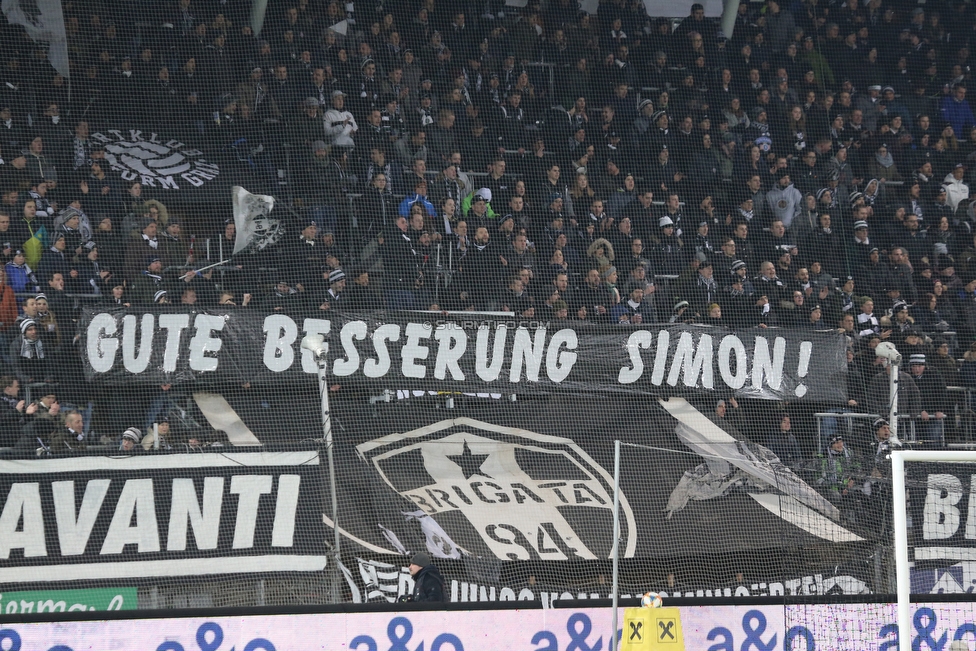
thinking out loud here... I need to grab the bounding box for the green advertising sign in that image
[0,588,137,614]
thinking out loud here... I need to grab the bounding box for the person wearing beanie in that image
[314,268,347,311]
[670,299,694,324]
[611,280,655,324]
[404,551,445,603]
[683,253,719,315]
[651,212,684,276]
[10,318,51,385]
[120,427,142,452]
[37,231,71,284]
[909,353,948,447]
[5,249,40,296]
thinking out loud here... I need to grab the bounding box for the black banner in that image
[320,394,865,567]
[909,464,976,564]
[342,556,873,604]
[79,308,848,403]
[0,451,325,583]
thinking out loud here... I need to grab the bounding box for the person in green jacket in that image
[800,36,834,90]
[818,434,862,516]
[461,188,497,220]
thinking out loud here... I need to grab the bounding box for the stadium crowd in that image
[1,0,976,459]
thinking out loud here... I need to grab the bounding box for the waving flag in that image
[231,186,282,254]
[1,0,69,77]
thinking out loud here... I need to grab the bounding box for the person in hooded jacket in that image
[37,232,72,283]
[765,170,802,228]
[5,249,39,298]
[405,552,445,603]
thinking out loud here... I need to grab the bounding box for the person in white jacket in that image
[943,163,969,212]
[323,90,358,148]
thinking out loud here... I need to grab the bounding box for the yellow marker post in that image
[620,607,684,651]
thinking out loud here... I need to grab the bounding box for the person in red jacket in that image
[0,266,18,334]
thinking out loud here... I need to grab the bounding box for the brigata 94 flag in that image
[78,308,848,402]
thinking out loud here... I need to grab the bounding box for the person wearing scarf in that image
[868,144,903,182]
[103,282,129,307]
[601,265,621,306]
[863,178,882,206]
[612,281,655,324]
[33,293,60,350]
[11,319,49,385]
[816,187,838,213]
[689,255,719,314]
[318,269,346,311]
[51,410,87,453]
[262,279,300,311]
[130,256,164,304]
[736,196,755,223]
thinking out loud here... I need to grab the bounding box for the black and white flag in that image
[232,186,282,254]
[1,0,69,78]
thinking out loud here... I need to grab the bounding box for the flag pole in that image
[178,259,229,280]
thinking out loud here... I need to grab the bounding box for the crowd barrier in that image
[1,599,974,651]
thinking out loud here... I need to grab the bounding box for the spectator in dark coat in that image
[406,552,445,603]
[382,216,421,309]
[37,232,72,283]
[867,362,921,423]
[908,353,948,447]
[10,319,52,385]
[767,413,804,472]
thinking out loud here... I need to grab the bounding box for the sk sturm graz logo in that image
[356,418,637,561]
[91,129,220,190]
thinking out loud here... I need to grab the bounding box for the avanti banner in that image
[0,452,325,583]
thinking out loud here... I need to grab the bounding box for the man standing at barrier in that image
[862,418,898,534]
[817,435,862,522]
[908,354,947,447]
[404,552,445,603]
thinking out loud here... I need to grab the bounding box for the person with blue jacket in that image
[5,250,39,298]
[940,85,976,137]
[398,177,436,218]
